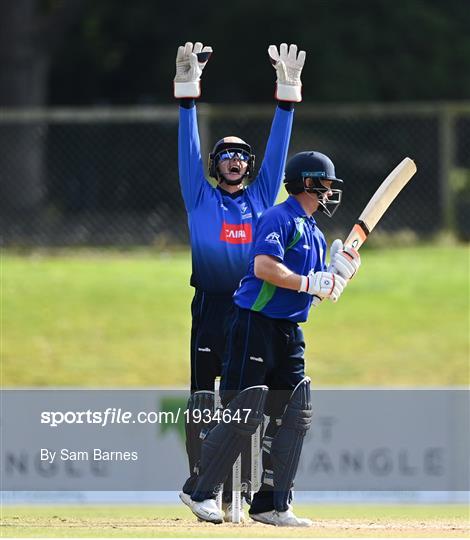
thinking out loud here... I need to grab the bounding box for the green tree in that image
[0,0,83,211]
[47,0,470,105]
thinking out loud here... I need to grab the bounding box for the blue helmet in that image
[284,151,343,217]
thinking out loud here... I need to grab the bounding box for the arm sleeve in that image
[252,212,292,262]
[247,105,294,207]
[178,103,210,212]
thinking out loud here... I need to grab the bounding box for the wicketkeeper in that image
[175,41,306,519]
[184,151,362,526]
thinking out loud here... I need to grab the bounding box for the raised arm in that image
[249,44,306,207]
[175,42,213,211]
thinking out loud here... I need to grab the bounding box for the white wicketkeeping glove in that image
[328,238,361,280]
[174,41,213,98]
[268,43,306,102]
[299,270,346,303]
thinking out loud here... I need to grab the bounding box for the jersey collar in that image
[217,185,245,199]
[286,195,317,223]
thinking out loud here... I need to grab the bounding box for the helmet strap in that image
[217,171,246,187]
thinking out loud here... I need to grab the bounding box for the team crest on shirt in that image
[240,202,252,220]
[265,232,281,244]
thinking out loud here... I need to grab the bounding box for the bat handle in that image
[312,295,322,307]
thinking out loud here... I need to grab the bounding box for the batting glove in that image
[299,271,346,303]
[328,238,361,280]
[268,43,306,102]
[174,41,213,99]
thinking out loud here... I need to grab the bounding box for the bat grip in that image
[312,295,322,307]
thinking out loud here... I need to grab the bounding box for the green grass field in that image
[1,504,469,538]
[2,244,469,387]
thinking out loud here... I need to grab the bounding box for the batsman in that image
[184,151,362,526]
[174,41,306,518]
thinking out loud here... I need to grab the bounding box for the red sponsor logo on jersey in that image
[220,222,252,244]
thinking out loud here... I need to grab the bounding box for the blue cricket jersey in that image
[178,103,293,294]
[233,196,327,322]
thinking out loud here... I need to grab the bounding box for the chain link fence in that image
[0,103,469,246]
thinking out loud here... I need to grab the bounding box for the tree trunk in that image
[0,0,82,212]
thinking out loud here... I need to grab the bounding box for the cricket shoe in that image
[222,502,246,523]
[249,508,313,527]
[178,491,223,524]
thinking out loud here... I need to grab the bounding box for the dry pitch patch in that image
[1,504,469,538]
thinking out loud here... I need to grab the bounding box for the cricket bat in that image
[313,157,417,305]
[344,157,417,250]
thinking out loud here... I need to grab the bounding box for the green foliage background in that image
[49,0,470,105]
